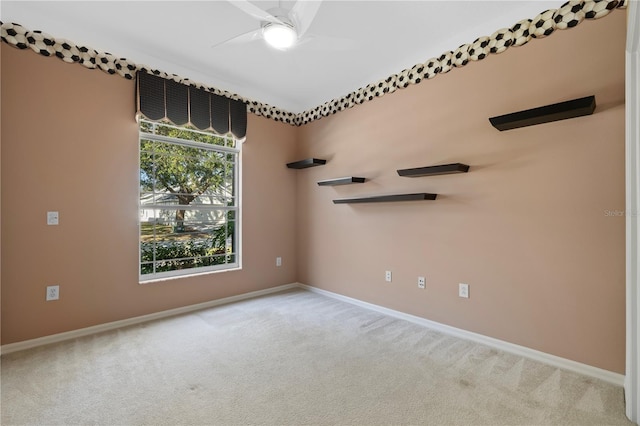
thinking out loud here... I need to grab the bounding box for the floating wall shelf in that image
[398,163,469,177]
[489,95,596,131]
[286,158,327,169]
[333,193,437,204]
[318,177,366,186]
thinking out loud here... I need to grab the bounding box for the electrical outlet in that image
[418,276,426,289]
[276,257,282,267]
[46,285,59,301]
[385,271,392,282]
[47,211,59,225]
[459,283,469,298]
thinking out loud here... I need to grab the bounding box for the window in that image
[139,120,239,281]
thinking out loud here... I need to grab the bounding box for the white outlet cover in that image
[46,285,59,301]
[47,211,59,225]
[418,277,426,289]
[276,257,282,267]
[459,283,469,298]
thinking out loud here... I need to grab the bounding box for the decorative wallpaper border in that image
[0,20,298,126]
[0,0,627,128]
[294,0,627,125]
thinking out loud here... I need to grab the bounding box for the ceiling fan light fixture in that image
[263,22,297,49]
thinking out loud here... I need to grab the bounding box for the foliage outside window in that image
[139,120,239,280]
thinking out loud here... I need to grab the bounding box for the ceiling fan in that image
[215,0,323,50]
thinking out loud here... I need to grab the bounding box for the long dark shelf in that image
[318,177,366,186]
[333,193,437,204]
[286,158,327,169]
[489,95,595,131]
[398,163,469,177]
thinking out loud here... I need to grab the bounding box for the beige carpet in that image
[0,289,633,425]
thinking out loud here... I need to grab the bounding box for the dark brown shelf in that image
[398,163,469,177]
[318,177,366,186]
[333,193,437,204]
[489,95,595,131]
[286,158,327,169]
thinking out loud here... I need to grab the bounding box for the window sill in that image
[139,266,242,284]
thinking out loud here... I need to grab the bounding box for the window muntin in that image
[139,120,239,281]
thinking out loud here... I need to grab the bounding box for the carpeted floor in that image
[0,289,633,425]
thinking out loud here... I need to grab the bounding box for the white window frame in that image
[138,120,241,282]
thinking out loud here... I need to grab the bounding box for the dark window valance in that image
[136,72,247,139]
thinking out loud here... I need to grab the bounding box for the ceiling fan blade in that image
[290,0,322,37]
[211,28,262,48]
[228,0,283,24]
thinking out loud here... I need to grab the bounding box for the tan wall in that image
[1,46,298,344]
[296,13,626,373]
[0,10,628,374]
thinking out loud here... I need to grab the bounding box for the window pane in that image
[140,140,236,207]
[140,209,237,276]
[139,120,239,279]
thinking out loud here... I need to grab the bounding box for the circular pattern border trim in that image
[0,0,627,128]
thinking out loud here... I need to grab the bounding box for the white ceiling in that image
[1,1,560,113]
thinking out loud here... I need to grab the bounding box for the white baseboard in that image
[1,281,626,389]
[297,283,626,387]
[0,283,299,355]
